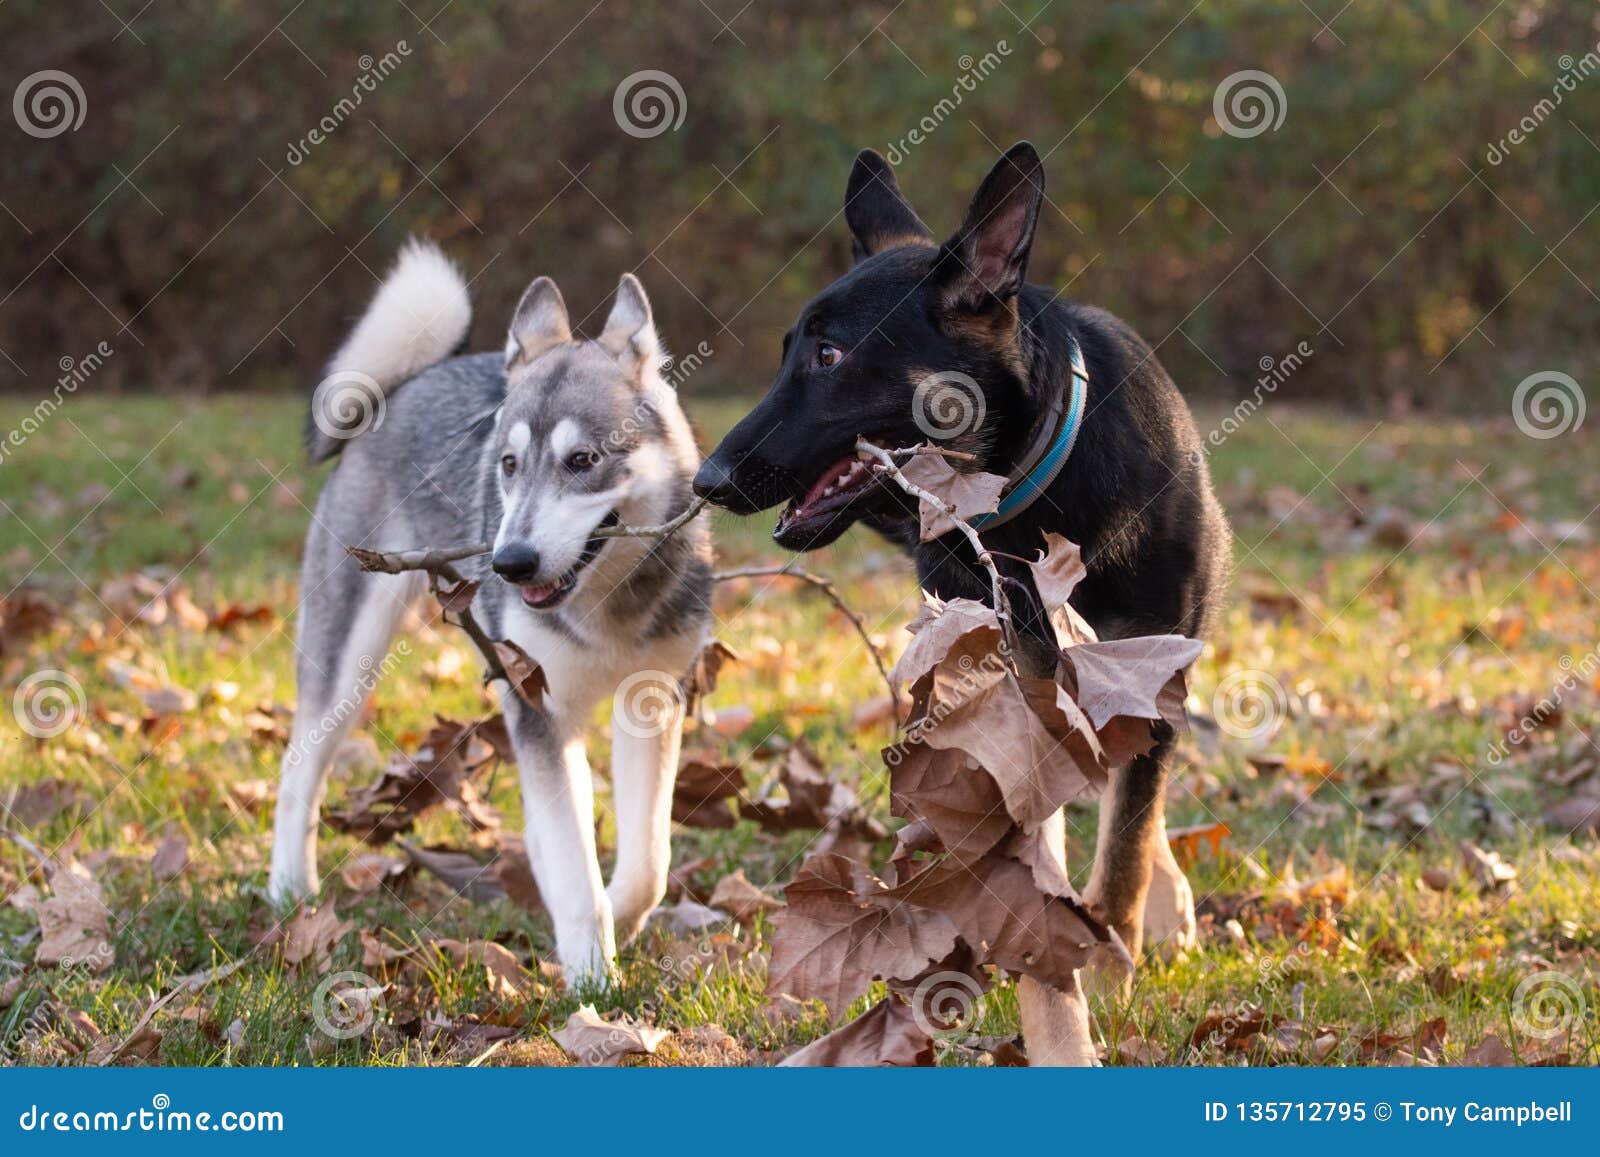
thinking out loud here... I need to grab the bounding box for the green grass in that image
[1,393,1597,1066]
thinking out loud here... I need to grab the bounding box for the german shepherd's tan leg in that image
[1142,810,1198,958]
[1084,731,1176,962]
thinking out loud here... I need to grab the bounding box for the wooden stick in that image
[713,564,901,726]
[348,496,709,577]
[854,438,1017,655]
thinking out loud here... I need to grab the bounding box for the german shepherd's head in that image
[694,142,1049,551]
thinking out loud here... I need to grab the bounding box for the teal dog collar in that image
[970,336,1087,533]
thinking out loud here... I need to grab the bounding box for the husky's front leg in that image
[505,698,615,983]
[606,671,686,945]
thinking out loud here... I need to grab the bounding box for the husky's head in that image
[490,273,694,611]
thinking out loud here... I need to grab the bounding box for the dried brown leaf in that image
[35,861,113,972]
[552,1004,670,1067]
[767,853,959,1016]
[778,996,934,1067]
[898,450,1006,542]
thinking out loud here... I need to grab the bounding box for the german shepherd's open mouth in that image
[772,444,894,546]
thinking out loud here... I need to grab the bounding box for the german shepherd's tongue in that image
[783,455,874,526]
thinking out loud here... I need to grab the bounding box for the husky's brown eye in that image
[566,449,600,473]
[818,342,842,368]
[501,455,517,476]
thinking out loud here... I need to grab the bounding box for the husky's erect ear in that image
[597,273,660,374]
[937,142,1044,310]
[505,277,571,370]
[845,149,934,263]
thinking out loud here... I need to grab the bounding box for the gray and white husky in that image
[267,240,712,982]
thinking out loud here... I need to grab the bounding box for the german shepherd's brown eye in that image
[501,454,517,477]
[566,449,600,473]
[817,342,842,368]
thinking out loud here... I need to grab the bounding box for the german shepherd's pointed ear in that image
[937,142,1044,310]
[506,277,571,370]
[845,149,934,262]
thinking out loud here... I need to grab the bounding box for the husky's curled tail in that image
[306,239,473,462]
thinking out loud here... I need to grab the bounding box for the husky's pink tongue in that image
[520,580,563,607]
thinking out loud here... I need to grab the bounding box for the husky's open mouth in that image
[772,443,899,548]
[518,510,619,610]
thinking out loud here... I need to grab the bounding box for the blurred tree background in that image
[0,0,1595,409]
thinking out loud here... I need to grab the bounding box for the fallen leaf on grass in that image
[552,1004,670,1067]
[340,853,407,894]
[35,861,113,972]
[1168,821,1231,868]
[708,869,784,923]
[778,997,934,1067]
[1420,866,1453,892]
[227,780,274,814]
[491,835,543,914]
[281,903,353,972]
[671,757,743,829]
[1459,840,1517,893]
[400,843,507,903]
[1,779,83,828]
[0,589,62,654]
[1462,1034,1516,1066]
[149,830,188,880]
[1544,795,1600,836]
[649,899,731,935]
[431,939,531,1001]
[328,717,503,844]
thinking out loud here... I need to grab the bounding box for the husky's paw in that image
[1142,844,1198,960]
[265,860,318,911]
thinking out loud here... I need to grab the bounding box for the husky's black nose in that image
[492,544,541,584]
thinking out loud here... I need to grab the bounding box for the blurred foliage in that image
[0,0,1596,407]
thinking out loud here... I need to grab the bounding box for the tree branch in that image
[347,496,709,577]
[713,564,901,726]
[854,438,1017,657]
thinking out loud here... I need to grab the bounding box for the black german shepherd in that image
[693,142,1230,961]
